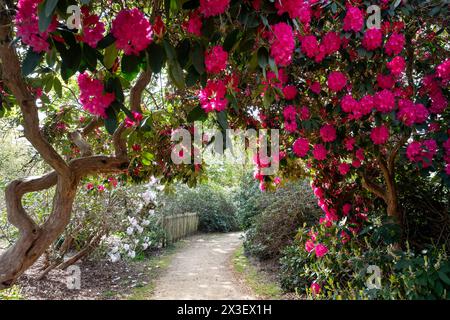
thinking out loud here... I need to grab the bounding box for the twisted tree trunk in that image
[0,4,152,288]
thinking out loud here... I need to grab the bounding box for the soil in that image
[151,232,256,300]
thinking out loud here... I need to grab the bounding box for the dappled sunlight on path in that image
[151,232,255,300]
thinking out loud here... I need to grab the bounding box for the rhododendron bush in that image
[0,0,448,291]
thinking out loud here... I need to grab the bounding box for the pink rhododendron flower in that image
[299,106,310,120]
[283,105,297,132]
[283,85,298,100]
[397,99,429,126]
[305,239,315,253]
[153,16,166,39]
[344,137,356,151]
[341,94,359,113]
[377,74,396,89]
[198,79,228,112]
[205,45,228,74]
[359,94,374,116]
[406,139,438,168]
[80,7,105,48]
[310,282,321,295]
[315,244,328,258]
[275,0,311,24]
[310,81,321,94]
[293,138,310,158]
[374,89,395,113]
[343,7,364,32]
[385,33,405,56]
[327,71,347,92]
[343,203,352,215]
[387,56,406,76]
[270,22,296,66]
[322,31,341,55]
[356,149,365,161]
[15,0,57,52]
[313,144,328,161]
[111,9,153,55]
[320,124,337,143]
[362,28,383,51]
[301,35,319,58]
[183,11,203,36]
[77,72,115,118]
[199,0,230,17]
[436,59,450,82]
[338,163,351,175]
[370,125,390,145]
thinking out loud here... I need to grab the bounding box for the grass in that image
[232,245,283,300]
[0,285,23,300]
[126,241,186,300]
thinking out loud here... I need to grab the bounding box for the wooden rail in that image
[160,212,199,246]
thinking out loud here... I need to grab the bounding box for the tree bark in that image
[0,7,152,288]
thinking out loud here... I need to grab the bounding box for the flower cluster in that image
[111,9,153,55]
[183,11,203,36]
[406,139,438,168]
[80,7,105,48]
[270,22,296,66]
[275,0,312,24]
[199,0,230,18]
[283,105,297,133]
[77,72,115,118]
[205,46,228,74]
[362,28,383,51]
[15,0,57,52]
[342,6,364,32]
[198,79,228,112]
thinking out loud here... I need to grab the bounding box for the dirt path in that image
[151,232,256,300]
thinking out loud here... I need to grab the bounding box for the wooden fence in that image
[160,212,199,246]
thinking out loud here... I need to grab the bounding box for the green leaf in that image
[257,47,269,70]
[103,44,118,70]
[168,60,185,89]
[22,49,44,76]
[217,110,228,131]
[121,54,141,81]
[104,107,118,135]
[176,39,191,68]
[83,44,98,71]
[45,0,59,17]
[223,29,240,52]
[187,105,208,123]
[38,2,54,33]
[147,42,166,74]
[163,39,177,61]
[97,34,116,50]
[191,43,205,75]
[105,77,124,103]
[438,271,450,285]
[53,77,62,98]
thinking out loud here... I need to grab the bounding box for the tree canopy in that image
[0,0,448,289]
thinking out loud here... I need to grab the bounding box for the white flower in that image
[128,251,136,259]
[136,226,144,234]
[126,227,134,235]
[142,243,149,250]
[149,209,155,216]
[123,244,130,251]
[111,246,119,253]
[142,220,150,226]
[110,253,121,263]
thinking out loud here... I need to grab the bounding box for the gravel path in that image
[151,232,256,300]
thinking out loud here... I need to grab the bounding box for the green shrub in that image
[234,172,262,230]
[279,220,450,300]
[243,180,321,260]
[158,184,239,233]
